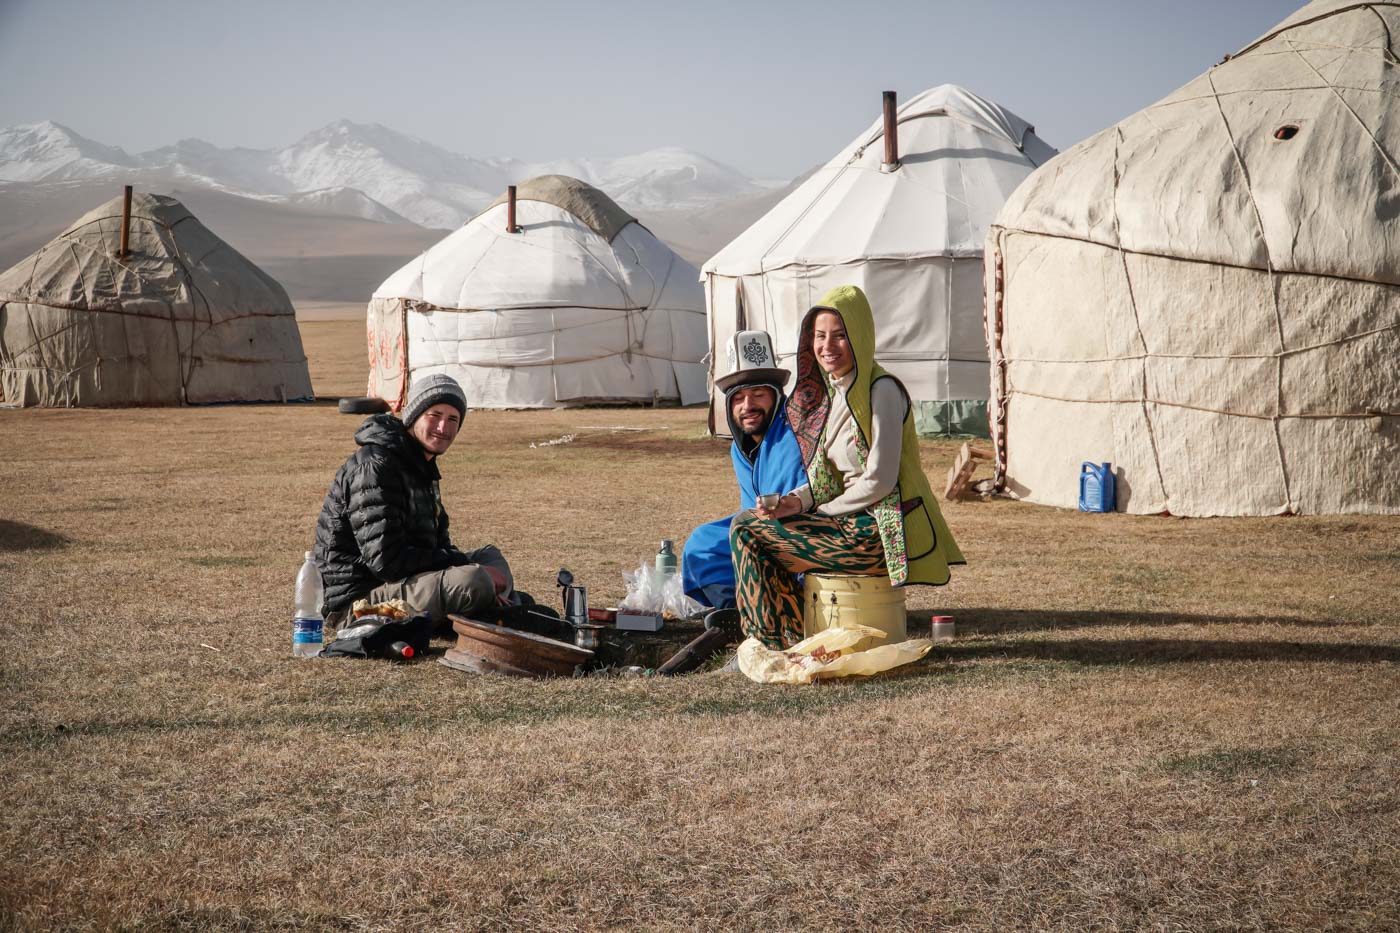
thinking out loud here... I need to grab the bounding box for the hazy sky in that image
[0,0,1302,179]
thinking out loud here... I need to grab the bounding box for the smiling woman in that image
[811,311,854,379]
[731,285,965,649]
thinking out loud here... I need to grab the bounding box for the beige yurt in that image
[367,175,707,410]
[703,85,1056,437]
[0,191,312,407]
[986,0,1399,516]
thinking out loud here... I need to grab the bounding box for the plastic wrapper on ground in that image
[737,624,933,684]
[619,561,703,619]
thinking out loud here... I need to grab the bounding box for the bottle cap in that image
[304,551,313,560]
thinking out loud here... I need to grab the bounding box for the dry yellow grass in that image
[2,320,1397,930]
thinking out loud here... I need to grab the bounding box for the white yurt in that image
[366,175,708,410]
[986,0,1399,516]
[702,85,1056,436]
[0,191,312,407]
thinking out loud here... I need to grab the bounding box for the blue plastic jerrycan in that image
[1078,462,1117,512]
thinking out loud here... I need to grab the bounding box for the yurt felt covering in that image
[703,85,1056,438]
[986,0,1400,516]
[368,175,707,410]
[0,192,312,407]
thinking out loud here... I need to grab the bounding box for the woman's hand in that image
[755,493,803,521]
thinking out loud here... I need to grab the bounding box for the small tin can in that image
[574,623,604,650]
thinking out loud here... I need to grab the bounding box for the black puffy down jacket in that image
[314,414,468,612]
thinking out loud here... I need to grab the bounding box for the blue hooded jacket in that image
[680,387,806,603]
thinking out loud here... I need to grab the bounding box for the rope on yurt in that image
[1206,67,1296,513]
[629,248,680,379]
[10,240,62,397]
[1232,2,1400,60]
[1006,389,1399,420]
[1286,39,1400,179]
[1366,4,1399,62]
[757,155,856,274]
[1110,125,1171,505]
[614,231,669,368]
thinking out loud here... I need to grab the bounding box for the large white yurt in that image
[986,0,1399,516]
[366,175,708,410]
[0,191,312,407]
[702,85,1056,436]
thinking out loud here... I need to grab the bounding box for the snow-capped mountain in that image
[141,136,289,194]
[0,121,137,183]
[263,186,416,225]
[270,120,509,229]
[506,146,763,211]
[0,119,777,229]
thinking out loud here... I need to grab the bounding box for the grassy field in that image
[2,320,1398,930]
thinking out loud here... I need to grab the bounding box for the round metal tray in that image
[445,614,593,678]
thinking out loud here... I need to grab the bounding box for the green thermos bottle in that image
[656,539,678,577]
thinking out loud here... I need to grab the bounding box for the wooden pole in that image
[882,91,899,168]
[118,185,133,259]
[506,185,519,233]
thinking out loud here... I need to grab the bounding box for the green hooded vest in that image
[787,285,965,586]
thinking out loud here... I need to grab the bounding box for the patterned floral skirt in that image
[729,509,887,649]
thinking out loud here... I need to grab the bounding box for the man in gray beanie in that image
[313,373,513,631]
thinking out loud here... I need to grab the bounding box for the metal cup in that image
[758,493,780,511]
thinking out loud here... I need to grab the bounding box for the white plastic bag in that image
[737,624,933,684]
[619,561,703,620]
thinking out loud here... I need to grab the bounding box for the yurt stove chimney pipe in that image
[118,185,133,259]
[506,185,520,234]
[882,91,900,170]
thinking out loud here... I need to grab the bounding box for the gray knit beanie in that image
[401,373,468,427]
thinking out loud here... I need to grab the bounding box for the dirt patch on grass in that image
[569,431,725,458]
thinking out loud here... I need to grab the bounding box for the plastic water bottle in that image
[655,539,678,577]
[293,551,324,658]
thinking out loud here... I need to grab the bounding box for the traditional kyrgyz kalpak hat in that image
[401,373,469,427]
[715,330,792,393]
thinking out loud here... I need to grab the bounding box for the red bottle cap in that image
[930,616,954,624]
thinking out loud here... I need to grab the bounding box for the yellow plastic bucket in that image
[803,572,907,642]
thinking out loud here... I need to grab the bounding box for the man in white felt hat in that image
[680,331,806,616]
[313,373,513,631]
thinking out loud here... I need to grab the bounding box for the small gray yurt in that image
[0,191,313,407]
[986,0,1399,516]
